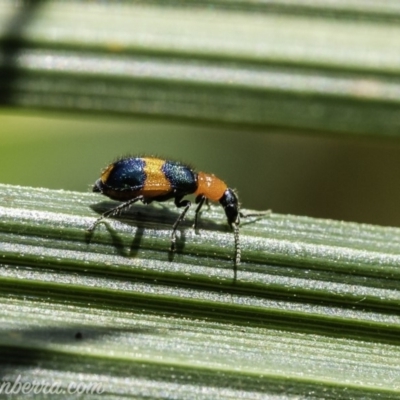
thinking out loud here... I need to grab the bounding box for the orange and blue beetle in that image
[89,156,264,269]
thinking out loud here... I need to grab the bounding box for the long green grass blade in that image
[1,183,400,398]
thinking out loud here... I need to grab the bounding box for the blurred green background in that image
[3,108,400,227]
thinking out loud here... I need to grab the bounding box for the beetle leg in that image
[194,195,206,230]
[88,195,144,232]
[170,196,191,252]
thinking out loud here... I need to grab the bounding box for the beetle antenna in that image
[239,209,271,219]
[233,223,240,282]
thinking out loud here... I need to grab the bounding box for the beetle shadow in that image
[86,201,228,260]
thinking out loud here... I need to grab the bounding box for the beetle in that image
[88,156,266,271]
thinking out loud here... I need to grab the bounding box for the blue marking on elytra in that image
[106,158,146,190]
[162,160,197,194]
